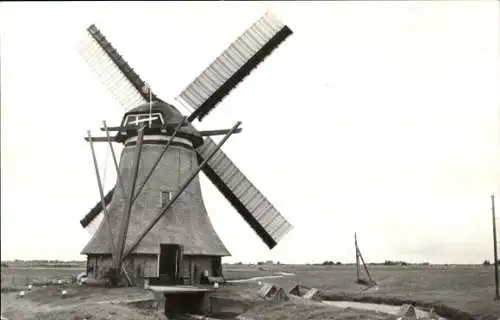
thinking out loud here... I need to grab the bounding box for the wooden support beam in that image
[84,136,117,142]
[103,120,133,286]
[113,126,145,274]
[121,266,133,286]
[122,121,242,260]
[103,120,127,203]
[199,128,242,136]
[87,131,118,260]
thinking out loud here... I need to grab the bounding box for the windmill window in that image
[124,112,165,127]
[161,191,172,207]
[125,115,137,127]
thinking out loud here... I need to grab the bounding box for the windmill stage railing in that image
[99,123,242,137]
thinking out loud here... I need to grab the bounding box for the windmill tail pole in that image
[122,121,242,260]
[113,126,146,276]
[87,131,118,260]
[492,194,499,300]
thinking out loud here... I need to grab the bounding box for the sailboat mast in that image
[355,232,375,284]
[355,232,360,280]
[492,194,499,300]
[358,246,373,282]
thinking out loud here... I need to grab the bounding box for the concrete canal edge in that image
[319,292,476,320]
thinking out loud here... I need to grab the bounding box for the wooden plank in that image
[199,128,242,136]
[84,136,117,142]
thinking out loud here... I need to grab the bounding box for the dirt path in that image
[227,272,296,283]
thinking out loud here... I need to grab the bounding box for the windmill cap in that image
[123,101,203,147]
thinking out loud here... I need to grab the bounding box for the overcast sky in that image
[1,1,499,265]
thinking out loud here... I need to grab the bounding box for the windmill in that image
[354,233,377,288]
[77,12,294,287]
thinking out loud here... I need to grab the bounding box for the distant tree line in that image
[224,259,500,266]
[483,260,500,266]
[381,260,411,266]
[318,260,433,266]
[226,261,283,265]
[4,259,85,263]
[321,261,342,265]
[1,259,86,268]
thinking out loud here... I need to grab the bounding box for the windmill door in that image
[159,244,183,284]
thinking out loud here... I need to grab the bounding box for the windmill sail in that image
[81,188,114,229]
[177,12,293,121]
[76,25,156,109]
[196,138,293,249]
[85,209,105,235]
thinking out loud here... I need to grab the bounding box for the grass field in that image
[1,266,85,290]
[1,263,499,320]
[224,264,500,319]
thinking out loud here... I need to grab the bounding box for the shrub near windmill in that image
[77,12,294,287]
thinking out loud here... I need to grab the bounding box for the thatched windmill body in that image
[77,12,294,287]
